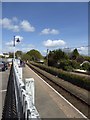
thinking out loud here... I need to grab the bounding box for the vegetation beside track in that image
[29,61,90,91]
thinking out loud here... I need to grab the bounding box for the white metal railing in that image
[13,59,40,119]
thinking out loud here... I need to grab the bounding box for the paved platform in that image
[22,65,86,119]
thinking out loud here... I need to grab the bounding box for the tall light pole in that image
[13,36,15,60]
[13,36,20,60]
[47,49,49,66]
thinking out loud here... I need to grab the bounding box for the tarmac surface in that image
[22,65,87,119]
[0,69,10,120]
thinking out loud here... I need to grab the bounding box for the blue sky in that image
[0,2,88,55]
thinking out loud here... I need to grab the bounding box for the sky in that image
[0,2,88,55]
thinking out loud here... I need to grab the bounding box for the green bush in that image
[81,63,90,71]
[57,60,79,71]
[69,60,80,69]
[29,62,90,90]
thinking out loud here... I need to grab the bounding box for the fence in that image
[2,59,40,119]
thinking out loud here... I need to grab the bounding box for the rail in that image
[2,59,40,119]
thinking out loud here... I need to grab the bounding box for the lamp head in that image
[16,38,20,43]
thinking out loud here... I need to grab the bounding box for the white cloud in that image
[70,46,88,55]
[41,28,50,34]
[43,39,66,48]
[6,41,14,46]
[20,20,35,32]
[0,18,11,28]
[41,28,59,35]
[41,50,47,56]
[77,47,86,51]
[0,17,35,32]
[0,18,20,32]
[3,36,36,53]
[12,17,18,22]
[50,29,59,34]
[77,47,88,55]
[18,44,35,52]
[12,25,20,32]
[2,46,13,53]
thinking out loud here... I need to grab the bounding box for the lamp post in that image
[13,36,20,60]
[47,49,49,66]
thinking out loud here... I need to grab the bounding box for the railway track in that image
[27,63,90,119]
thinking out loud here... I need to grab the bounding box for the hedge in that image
[29,61,90,91]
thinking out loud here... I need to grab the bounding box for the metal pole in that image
[47,50,48,66]
[14,36,15,60]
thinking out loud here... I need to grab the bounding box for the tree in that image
[76,55,84,63]
[9,52,13,58]
[81,62,90,71]
[27,49,43,61]
[71,49,79,60]
[70,60,80,69]
[15,51,23,59]
[83,56,90,62]
[48,49,68,67]
[21,53,31,61]
[58,59,73,71]
[54,49,68,60]
[48,51,56,66]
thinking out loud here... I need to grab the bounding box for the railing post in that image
[12,59,40,119]
[25,78,35,105]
